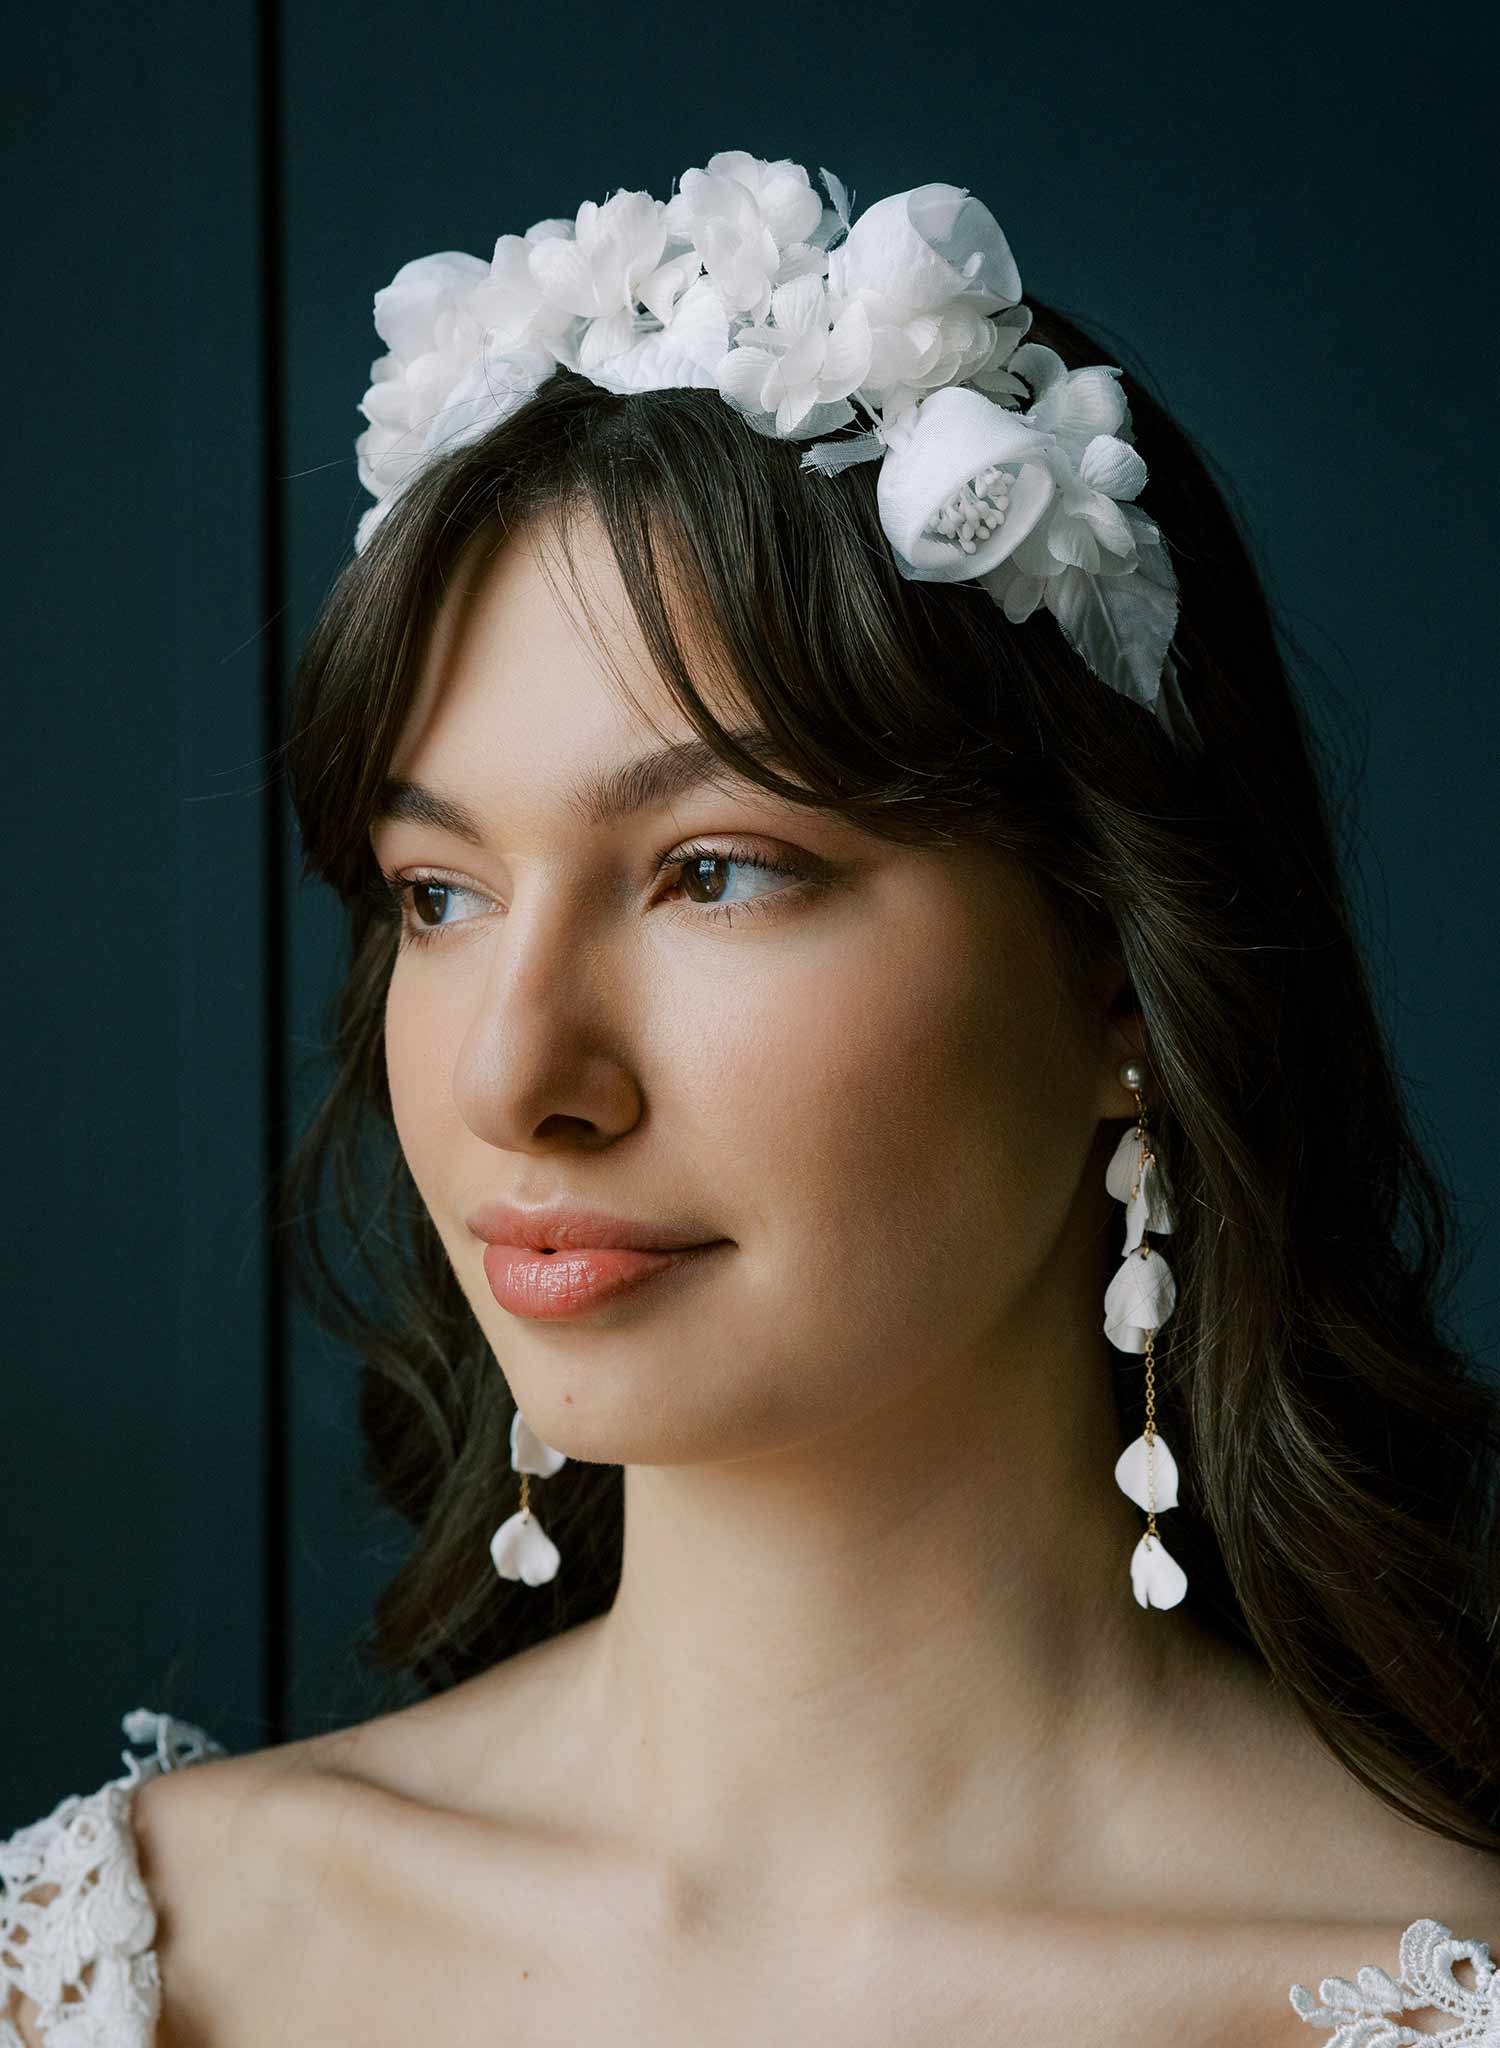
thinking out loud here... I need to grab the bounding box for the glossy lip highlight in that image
[466,1199,727,1254]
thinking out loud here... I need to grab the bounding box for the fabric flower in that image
[355,250,493,500]
[465,220,583,359]
[827,182,1024,417]
[873,386,1057,580]
[974,347,1182,713]
[584,275,729,395]
[665,150,827,322]
[716,269,872,437]
[526,188,674,371]
[354,339,556,555]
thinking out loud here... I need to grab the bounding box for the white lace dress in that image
[0,1708,1495,2044]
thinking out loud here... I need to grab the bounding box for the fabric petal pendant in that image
[1105,1126,1144,1205]
[1106,1126,1175,1241]
[490,1508,562,1586]
[1128,1531,1188,1609]
[1102,1247,1177,1352]
[511,1408,568,1476]
[1141,1152,1175,1235]
[1113,1429,1180,1513]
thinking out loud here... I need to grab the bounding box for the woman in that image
[4,152,1498,2045]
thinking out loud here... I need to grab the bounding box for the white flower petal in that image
[1078,489,1138,559]
[1105,1125,1144,1204]
[1079,433,1148,502]
[635,253,701,329]
[716,341,778,412]
[1008,341,1067,402]
[527,234,609,317]
[775,384,819,435]
[1047,509,1104,574]
[819,299,873,399]
[979,558,1046,622]
[578,307,638,370]
[419,345,556,461]
[489,1508,561,1586]
[1128,1531,1188,1609]
[511,1408,568,1476]
[372,251,489,358]
[1027,362,1128,447]
[1113,1429,1181,1512]
[1102,1246,1177,1352]
[768,267,829,334]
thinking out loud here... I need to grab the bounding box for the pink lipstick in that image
[481,1240,727,1319]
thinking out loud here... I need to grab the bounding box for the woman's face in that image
[373,511,1142,1466]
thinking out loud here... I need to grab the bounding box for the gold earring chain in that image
[1131,1083,1160,1544]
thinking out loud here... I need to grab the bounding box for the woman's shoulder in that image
[0,1708,230,2047]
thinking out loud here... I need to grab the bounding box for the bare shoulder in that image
[128,1719,417,2045]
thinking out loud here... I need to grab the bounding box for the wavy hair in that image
[276,298,1500,1854]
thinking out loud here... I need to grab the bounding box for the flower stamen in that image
[926,463,1013,553]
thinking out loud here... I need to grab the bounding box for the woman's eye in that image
[657,843,816,923]
[400,879,489,936]
[380,842,823,949]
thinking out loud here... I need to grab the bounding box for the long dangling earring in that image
[1104,1058,1188,1609]
[489,1410,568,1585]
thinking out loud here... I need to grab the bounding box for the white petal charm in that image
[1113,1429,1180,1512]
[511,1408,568,1476]
[1102,1246,1177,1353]
[1128,1531,1188,1609]
[489,1508,562,1586]
[1106,1126,1174,1248]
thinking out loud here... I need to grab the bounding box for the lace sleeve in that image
[1289,1917,1497,2045]
[0,1708,227,2048]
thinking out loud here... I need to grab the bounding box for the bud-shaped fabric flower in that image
[831,181,1023,318]
[875,387,1056,581]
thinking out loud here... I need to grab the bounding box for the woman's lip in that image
[482,1240,729,1320]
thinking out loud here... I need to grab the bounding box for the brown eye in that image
[412,882,451,927]
[662,844,815,921]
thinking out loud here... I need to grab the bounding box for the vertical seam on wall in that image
[258,0,289,1748]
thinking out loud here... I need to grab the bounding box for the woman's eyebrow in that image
[372,728,789,844]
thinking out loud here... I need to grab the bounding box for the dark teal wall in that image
[4,1,1496,1828]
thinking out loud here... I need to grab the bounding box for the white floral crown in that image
[354,150,1188,729]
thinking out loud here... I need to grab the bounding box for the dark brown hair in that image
[277,296,1500,1853]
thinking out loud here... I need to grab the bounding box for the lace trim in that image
[1289,1917,1498,2045]
[0,1708,226,2048]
